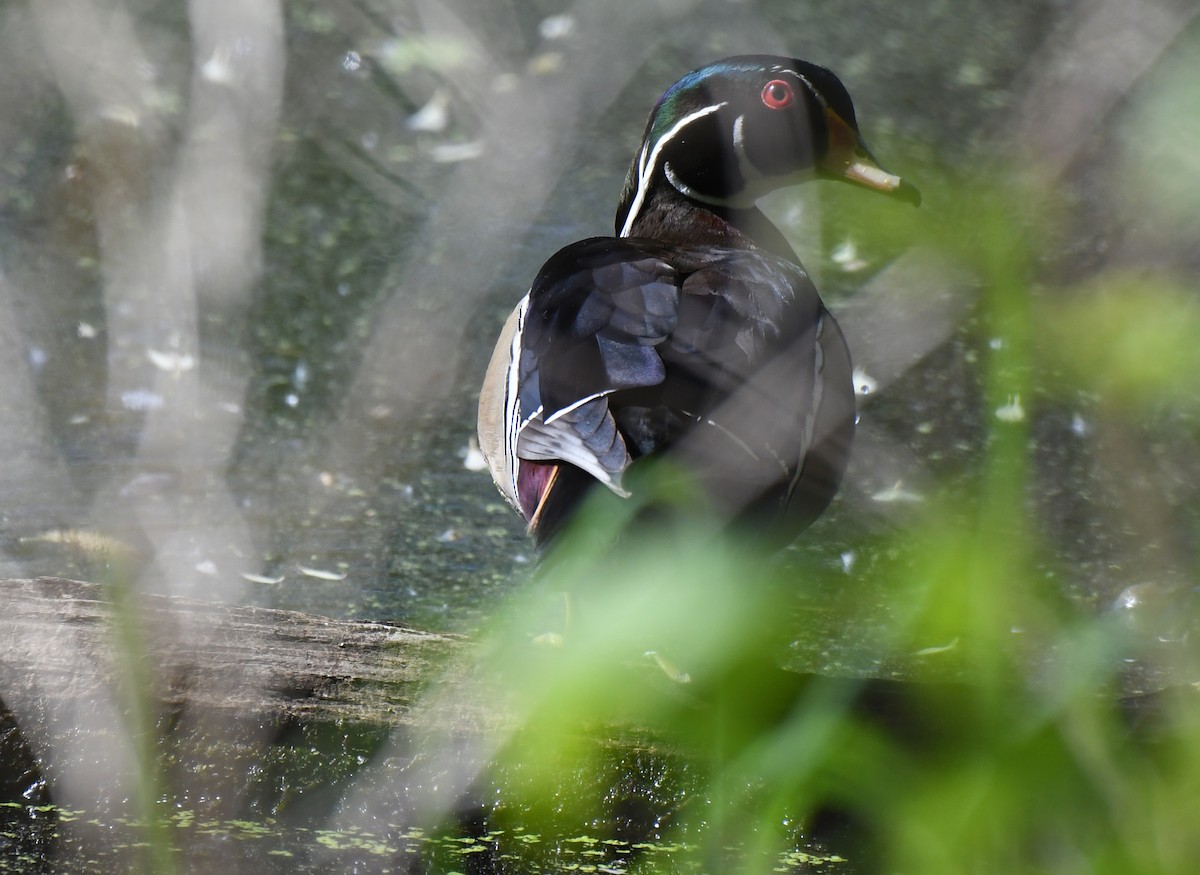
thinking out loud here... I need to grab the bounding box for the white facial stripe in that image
[620,101,727,237]
[730,113,762,186]
[732,113,746,153]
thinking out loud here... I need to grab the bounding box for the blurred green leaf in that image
[1040,273,1200,412]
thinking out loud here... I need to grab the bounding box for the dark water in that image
[0,0,1087,633]
[1,0,1198,871]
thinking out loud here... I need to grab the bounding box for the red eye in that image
[760,79,795,110]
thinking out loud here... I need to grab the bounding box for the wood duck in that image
[478,55,919,547]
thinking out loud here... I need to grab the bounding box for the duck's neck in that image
[618,184,800,263]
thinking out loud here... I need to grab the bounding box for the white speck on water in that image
[298,565,347,581]
[831,239,867,271]
[100,105,142,128]
[241,572,284,584]
[201,46,235,84]
[538,14,575,39]
[839,551,855,574]
[871,481,923,503]
[1113,584,1143,613]
[195,560,218,576]
[121,389,164,411]
[147,348,195,373]
[341,50,363,73]
[852,366,876,396]
[285,392,299,408]
[77,322,98,339]
[407,91,449,133]
[529,51,564,75]
[428,140,485,163]
[995,394,1025,422]
[914,637,959,656]
[1070,413,1090,437]
[955,62,988,87]
[989,336,1004,350]
[463,438,487,471]
[28,347,47,369]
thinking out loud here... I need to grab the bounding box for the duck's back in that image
[480,236,854,545]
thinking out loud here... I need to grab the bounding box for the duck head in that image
[616,55,919,241]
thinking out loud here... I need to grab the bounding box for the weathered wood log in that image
[0,574,1192,825]
[0,577,505,820]
[0,576,468,729]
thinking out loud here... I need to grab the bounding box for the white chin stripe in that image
[620,102,727,238]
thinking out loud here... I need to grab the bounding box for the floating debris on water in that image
[831,238,867,271]
[200,45,236,84]
[241,572,285,584]
[852,366,876,396]
[870,481,923,503]
[20,529,137,561]
[994,394,1025,422]
[407,91,449,132]
[147,348,196,373]
[647,651,691,684]
[120,389,164,411]
[914,638,960,656]
[462,438,487,472]
[529,52,563,75]
[298,566,347,581]
[538,14,575,39]
[118,471,176,497]
[427,140,484,163]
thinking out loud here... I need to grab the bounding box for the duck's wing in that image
[643,250,855,533]
[477,239,854,543]
[477,237,683,523]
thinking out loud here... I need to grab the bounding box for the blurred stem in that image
[973,189,1037,685]
[106,566,177,875]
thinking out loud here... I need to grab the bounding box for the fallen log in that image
[0,576,468,729]
[0,575,497,828]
